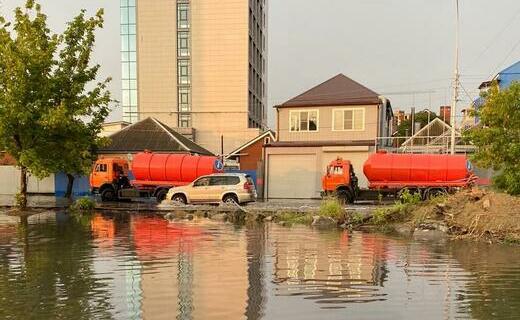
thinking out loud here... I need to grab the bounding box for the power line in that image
[463,5,520,70]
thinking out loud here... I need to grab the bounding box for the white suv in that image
[166,173,257,205]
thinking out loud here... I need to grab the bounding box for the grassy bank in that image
[355,189,520,244]
[271,188,520,244]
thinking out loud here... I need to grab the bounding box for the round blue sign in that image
[214,159,224,171]
[466,160,473,172]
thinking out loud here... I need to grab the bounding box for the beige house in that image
[265,74,393,199]
[121,0,267,154]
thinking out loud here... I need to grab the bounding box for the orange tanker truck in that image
[90,152,223,202]
[322,151,478,203]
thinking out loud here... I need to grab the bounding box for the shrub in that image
[350,212,366,225]
[276,212,313,225]
[319,198,344,219]
[71,197,96,211]
[372,208,390,225]
[399,189,422,205]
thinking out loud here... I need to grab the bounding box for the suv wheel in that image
[222,194,239,205]
[172,194,187,205]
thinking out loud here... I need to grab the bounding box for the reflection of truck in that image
[322,151,477,203]
[90,152,223,202]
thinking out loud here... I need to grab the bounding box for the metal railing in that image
[375,136,476,154]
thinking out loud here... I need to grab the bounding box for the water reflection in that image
[0,212,519,319]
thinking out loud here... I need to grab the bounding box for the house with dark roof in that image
[100,117,213,157]
[264,74,393,199]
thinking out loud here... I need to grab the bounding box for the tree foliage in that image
[0,1,111,207]
[464,82,520,195]
[396,110,438,137]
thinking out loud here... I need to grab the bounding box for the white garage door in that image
[267,154,317,199]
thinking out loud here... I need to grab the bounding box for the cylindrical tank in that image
[131,152,222,183]
[363,152,472,187]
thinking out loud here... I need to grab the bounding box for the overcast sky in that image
[2,0,520,125]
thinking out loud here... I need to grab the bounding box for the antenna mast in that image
[450,0,460,154]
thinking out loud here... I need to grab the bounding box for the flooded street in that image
[0,211,519,319]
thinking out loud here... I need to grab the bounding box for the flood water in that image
[0,211,519,319]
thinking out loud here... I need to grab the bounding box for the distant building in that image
[120,0,267,154]
[472,60,520,126]
[479,60,520,92]
[264,74,393,199]
[392,110,406,129]
[100,121,131,137]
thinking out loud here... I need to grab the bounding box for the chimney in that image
[440,106,451,125]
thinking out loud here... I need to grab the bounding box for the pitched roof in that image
[276,74,380,108]
[400,118,457,147]
[100,117,214,155]
[225,130,276,158]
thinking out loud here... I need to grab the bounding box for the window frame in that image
[288,109,319,132]
[332,107,366,132]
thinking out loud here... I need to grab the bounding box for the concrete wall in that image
[0,166,55,195]
[277,105,379,142]
[137,0,178,123]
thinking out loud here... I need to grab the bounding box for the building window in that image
[177,3,190,29]
[178,87,191,112]
[333,108,365,131]
[289,110,318,132]
[178,60,190,85]
[177,31,190,57]
[179,113,191,128]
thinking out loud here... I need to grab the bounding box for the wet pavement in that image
[0,194,382,213]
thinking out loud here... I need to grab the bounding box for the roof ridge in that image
[105,117,149,138]
[151,118,190,151]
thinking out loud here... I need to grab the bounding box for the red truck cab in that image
[321,158,359,203]
[90,158,130,201]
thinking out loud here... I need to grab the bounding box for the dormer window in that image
[289,110,318,132]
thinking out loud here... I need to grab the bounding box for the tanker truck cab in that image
[90,158,130,201]
[321,158,359,204]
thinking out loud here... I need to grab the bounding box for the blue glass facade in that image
[121,0,138,123]
[177,1,192,128]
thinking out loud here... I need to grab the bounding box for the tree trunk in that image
[18,166,28,209]
[64,173,75,199]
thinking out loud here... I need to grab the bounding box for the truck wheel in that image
[336,190,353,204]
[172,194,187,205]
[425,188,447,200]
[101,187,116,202]
[155,189,168,202]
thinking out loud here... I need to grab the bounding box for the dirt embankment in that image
[413,189,520,243]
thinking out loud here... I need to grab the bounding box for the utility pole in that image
[450,0,460,155]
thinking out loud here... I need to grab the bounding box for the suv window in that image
[209,176,240,186]
[193,177,210,187]
[209,176,227,186]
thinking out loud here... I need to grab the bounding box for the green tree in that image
[0,1,58,208]
[43,9,111,199]
[396,110,438,137]
[0,1,111,206]
[464,82,520,195]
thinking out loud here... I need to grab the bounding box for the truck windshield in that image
[329,166,343,175]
